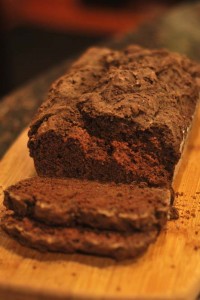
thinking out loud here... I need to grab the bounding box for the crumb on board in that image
[170,264,175,269]
[168,206,179,220]
[194,245,200,251]
[175,192,184,197]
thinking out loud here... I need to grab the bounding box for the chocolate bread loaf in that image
[3,177,171,231]
[28,45,200,187]
[2,45,200,260]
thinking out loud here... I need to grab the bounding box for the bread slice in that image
[2,214,158,260]
[4,177,171,232]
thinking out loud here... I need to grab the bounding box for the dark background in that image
[0,0,196,98]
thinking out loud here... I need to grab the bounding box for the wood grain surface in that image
[0,108,200,300]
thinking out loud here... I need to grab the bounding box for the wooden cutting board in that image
[0,111,200,300]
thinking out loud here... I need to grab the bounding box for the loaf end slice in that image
[1,214,158,260]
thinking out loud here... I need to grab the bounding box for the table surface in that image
[0,2,200,159]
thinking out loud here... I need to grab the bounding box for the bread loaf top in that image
[29,45,199,148]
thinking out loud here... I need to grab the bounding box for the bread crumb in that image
[194,245,200,251]
[175,192,184,197]
[168,207,179,220]
[170,264,175,269]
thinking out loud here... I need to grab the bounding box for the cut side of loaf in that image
[28,45,200,187]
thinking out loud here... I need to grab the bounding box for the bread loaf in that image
[28,46,200,187]
[2,45,200,260]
